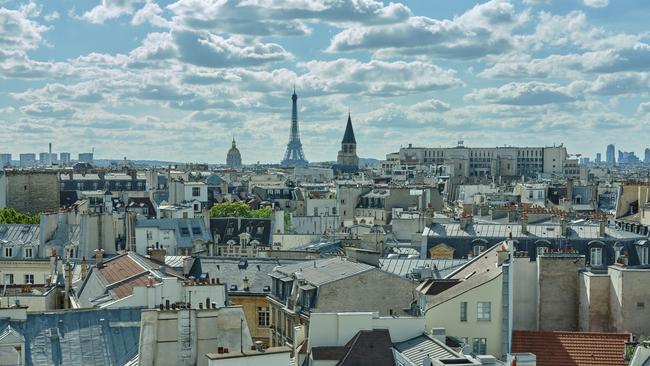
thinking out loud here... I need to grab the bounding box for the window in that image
[4,247,12,257]
[637,246,649,265]
[473,245,482,257]
[537,246,548,256]
[477,302,491,321]
[147,230,153,240]
[257,226,264,235]
[258,307,270,326]
[193,203,199,212]
[192,187,200,197]
[472,338,487,355]
[24,274,34,284]
[180,227,190,236]
[191,227,202,235]
[590,247,603,266]
[24,247,33,258]
[313,207,319,216]
[637,302,645,310]
[4,274,14,285]
[460,302,467,322]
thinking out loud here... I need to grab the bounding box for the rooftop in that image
[271,257,374,286]
[512,330,630,366]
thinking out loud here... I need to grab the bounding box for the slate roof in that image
[0,225,40,254]
[337,329,394,366]
[0,308,141,366]
[393,333,460,366]
[189,257,302,294]
[342,114,356,144]
[271,257,374,286]
[379,258,468,279]
[136,218,212,248]
[423,222,643,240]
[311,346,348,361]
[512,330,630,366]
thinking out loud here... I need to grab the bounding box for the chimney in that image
[64,261,72,309]
[599,216,606,237]
[243,276,250,291]
[521,215,528,234]
[560,218,568,237]
[80,257,89,280]
[430,328,445,343]
[49,248,57,276]
[459,215,472,230]
[566,178,574,202]
[150,243,166,264]
[95,249,105,268]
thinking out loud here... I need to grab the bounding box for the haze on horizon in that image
[1,0,649,163]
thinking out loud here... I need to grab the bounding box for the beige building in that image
[418,242,512,358]
[267,257,417,350]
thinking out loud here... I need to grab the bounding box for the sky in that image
[1,0,649,164]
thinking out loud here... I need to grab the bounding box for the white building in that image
[169,180,208,213]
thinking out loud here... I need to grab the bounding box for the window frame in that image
[24,274,34,284]
[460,301,468,322]
[472,338,487,355]
[192,187,201,197]
[477,301,491,321]
[590,247,603,267]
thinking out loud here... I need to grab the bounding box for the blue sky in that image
[1,0,649,163]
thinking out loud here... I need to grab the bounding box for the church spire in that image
[342,112,356,144]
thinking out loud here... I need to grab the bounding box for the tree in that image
[208,202,272,219]
[0,208,41,224]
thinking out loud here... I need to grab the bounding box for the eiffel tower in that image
[281,89,309,167]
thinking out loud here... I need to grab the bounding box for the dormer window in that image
[637,245,649,265]
[4,247,13,258]
[537,246,548,256]
[24,247,33,258]
[590,247,603,267]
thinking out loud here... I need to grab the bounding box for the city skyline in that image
[1,0,650,163]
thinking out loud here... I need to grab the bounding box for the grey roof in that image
[379,258,468,278]
[45,224,80,255]
[0,307,141,366]
[190,257,303,294]
[393,333,460,365]
[136,218,212,248]
[423,222,644,240]
[0,224,40,246]
[271,257,373,286]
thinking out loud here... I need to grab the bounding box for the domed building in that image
[226,138,242,169]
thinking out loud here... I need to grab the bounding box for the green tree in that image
[0,208,41,224]
[208,202,272,219]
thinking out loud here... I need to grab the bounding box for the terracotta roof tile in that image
[512,330,630,366]
[99,255,145,284]
[112,274,151,299]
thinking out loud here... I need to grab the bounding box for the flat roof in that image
[205,346,291,360]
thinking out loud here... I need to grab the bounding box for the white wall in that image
[207,351,290,366]
[307,312,425,350]
[135,227,177,255]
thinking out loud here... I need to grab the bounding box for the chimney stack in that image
[150,243,166,264]
[95,249,105,268]
[560,217,568,237]
[521,214,528,234]
[599,216,607,237]
[80,257,89,280]
[64,261,72,309]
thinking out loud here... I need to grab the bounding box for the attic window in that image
[191,227,201,235]
[180,227,190,236]
[230,285,238,291]
[263,286,271,292]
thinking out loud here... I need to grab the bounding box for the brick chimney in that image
[150,243,166,264]
[80,256,89,280]
[95,248,105,269]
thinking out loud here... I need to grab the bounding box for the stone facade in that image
[0,170,59,215]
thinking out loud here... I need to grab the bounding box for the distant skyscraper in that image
[78,153,94,164]
[0,153,11,167]
[606,144,615,165]
[645,148,650,164]
[334,113,359,174]
[39,152,49,165]
[19,153,36,167]
[60,152,71,165]
[281,89,308,167]
[595,153,601,164]
[226,138,242,169]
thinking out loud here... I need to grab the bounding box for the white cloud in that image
[583,0,608,8]
[132,1,169,27]
[43,11,59,22]
[328,0,527,59]
[0,7,49,51]
[82,0,143,24]
[465,81,577,105]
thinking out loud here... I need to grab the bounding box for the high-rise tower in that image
[281,89,308,167]
[606,144,615,165]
